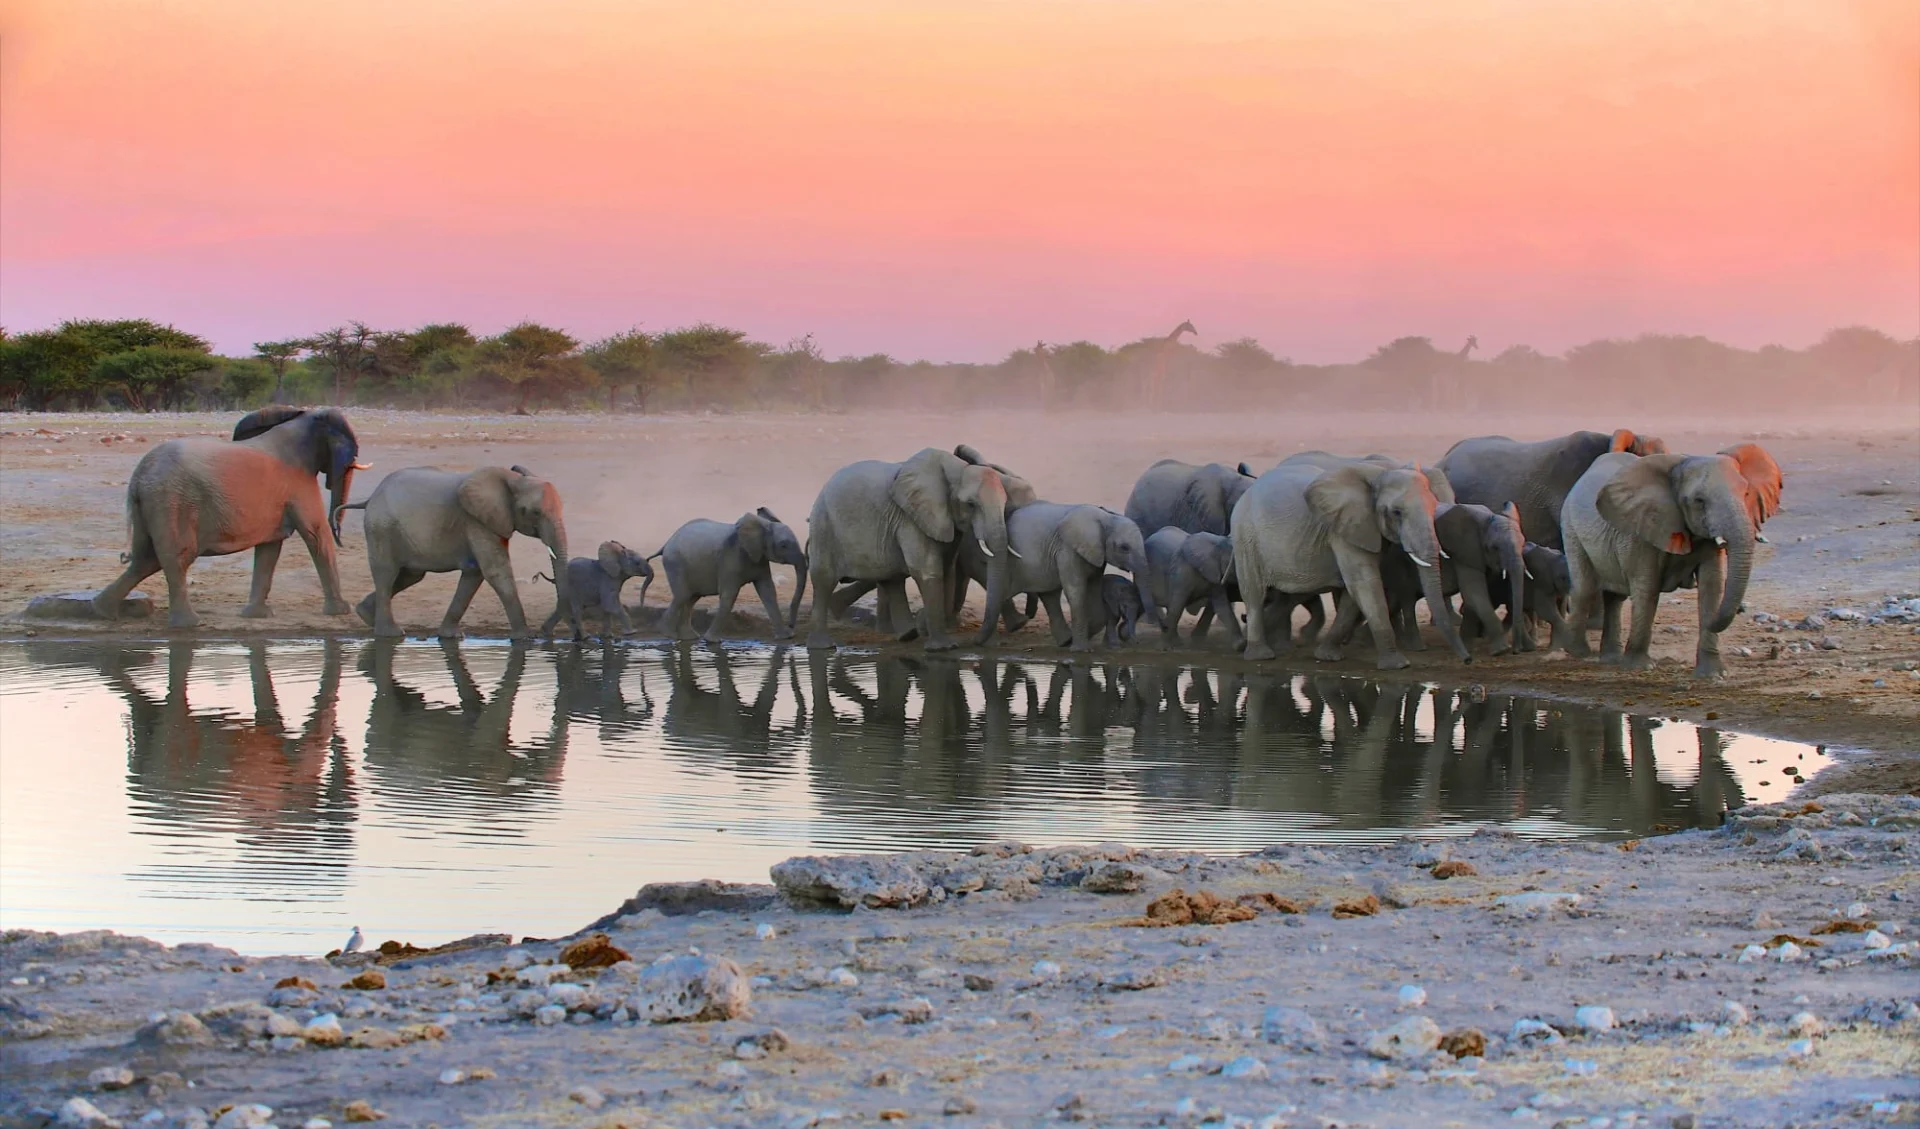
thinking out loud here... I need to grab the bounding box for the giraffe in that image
[1032,341,1058,410]
[1145,320,1197,410]
[1432,335,1478,410]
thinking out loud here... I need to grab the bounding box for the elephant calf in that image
[1478,542,1572,652]
[1096,575,1146,647]
[1375,502,1528,656]
[654,509,808,642]
[1140,528,1242,649]
[536,541,654,641]
[997,502,1155,651]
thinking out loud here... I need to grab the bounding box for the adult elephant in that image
[1437,429,1666,550]
[1278,451,1456,502]
[1232,461,1469,669]
[341,465,569,639]
[1375,502,1528,656]
[94,406,367,627]
[1560,444,1782,678]
[1123,459,1258,537]
[988,503,1156,650]
[806,446,1013,651]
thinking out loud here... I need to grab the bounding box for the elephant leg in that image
[292,507,351,615]
[705,581,742,643]
[1004,591,1035,633]
[94,531,161,621]
[911,568,957,651]
[878,580,913,638]
[439,569,485,639]
[1062,575,1096,652]
[540,603,565,640]
[753,574,791,641]
[478,547,530,638]
[1598,592,1628,661]
[1346,570,1407,670]
[371,567,424,638]
[1315,588,1368,664]
[158,538,200,630]
[1163,576,1195,650]
[829,579,876,621]
[1038,590,1073,647]
[1456,571,1506,656]
[604,582,636,637]
[241,540,283,618]
[1393,595,1426,652]
[1299,594,1328,646]
[1210,591,1244,647]
[1693,549,1726,679]
[1618,571,1660,671]
[806,559,837,651]
[1562,544,1599,658]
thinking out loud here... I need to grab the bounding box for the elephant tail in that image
[530,570,554,586]
[330,500,367,531]
[645,548,664,562]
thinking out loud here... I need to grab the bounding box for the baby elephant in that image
[1480,542,1572,652]
[655,508,809,642]
[1095,574,1146,647]
[537,541,655,640]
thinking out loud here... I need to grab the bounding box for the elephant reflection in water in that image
[549,644,656,746]
[657,647,807,780]
[355,641,569,815]
[69,640,356,868]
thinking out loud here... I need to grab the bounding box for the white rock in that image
[1786,1038,1815,1060]
[1397,985,1427,1009]
[1262,1005,1323,1051]
[516,964,563,986]
[1562,1059,1598,1076]
[1737,944,1767,963]
[300,1121,332,1129]
[1167,1053,1206,1073]
[632,954,753,1022]
[300,1014,342,1041]
[825,966,859,988]
[1863,930,1892,950]
[212,1106,273,1129]
[1221,1055,1269,1079]
[1511,1019,1564,1044]
[1787,1012,1824,1037]
[546,982,588,1008]
[1723,1001,1750,1026]
[534,1004,566,1026]
[1775,941,1805,962]
[1367,1015,1442,1061]
[86,1066,135,1091]
[1845,902,1870,919]
[1494,892,1581,914]
[755,923,777,941]
[1031,960,1063,980]
[1574,1006,1615,1033]
[55,1098,119,1128]
[569,1086,606,1109]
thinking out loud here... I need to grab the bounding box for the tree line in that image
[1,318,1913,414]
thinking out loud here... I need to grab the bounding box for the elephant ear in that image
[1236,462,1255,477]
[1179,534,1231,586]
[953,444,985,465]
[1061,507,1106,570]
[1304,465,1383,553]
[1501,501,1526,541]
[598,541,625,581]
[1183,476,1229,532]
[1419,463,1456,504]
[457,467,517,540]
[1610,429,1668,456]
[756,506,783,524]
[997,469,1038,511]
[1596,454,1691,554]
[734,513,769,563]
[889,449,958,543]
[1719,443,1783,528]
[233,405,306,441]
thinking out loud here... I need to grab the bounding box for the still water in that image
[0,640,1826,954]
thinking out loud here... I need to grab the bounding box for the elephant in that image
[1373,502,1528,656]
[1231,460,1470,669]
[1123,459,1258,537]
[991,503,1155,651]
[806,446,1015,651]
[1095,574,1146,647]
[1437,429,1666,550]
[1139,527,1242,649]
[1559,443,1782,678]
[654,509,808,642]
[1484,542,1573,651]
[535,540,654,640]
[1279,451,1456,502]
[341,465,569,640]
[94,406,367,627]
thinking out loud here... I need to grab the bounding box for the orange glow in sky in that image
[3,0,1915,360]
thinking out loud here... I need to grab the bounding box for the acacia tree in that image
[92,346,218,410]
[583,329,657,412]
[469,322,593,413]
[302,323,380,405]
[655,324,767,409]
[253,340,303,403]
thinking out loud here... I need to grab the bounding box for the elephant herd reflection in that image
[16,641,1775,873]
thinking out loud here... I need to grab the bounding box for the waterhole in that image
[0,640,1826,953]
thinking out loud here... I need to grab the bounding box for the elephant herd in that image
[89,410,1784,680]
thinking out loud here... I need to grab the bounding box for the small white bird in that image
[342,926,364,954]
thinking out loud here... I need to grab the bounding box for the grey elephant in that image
[94,406,368,627]
[340,465,569,639]
[1437,429,1666,550]
[991,503,1155,651]
[1482,541,1573,651]
[1095,575,1146,646]
[1279,450,1456,503]
[654,508,808,642]
[806,446,1015,651]
[1140,527,1241,649]
[535,541,654,641]
[1560,443,1782,678]
[1374,502,1528,656]
[1232,460,1469,669]
[1123,459,1258,537]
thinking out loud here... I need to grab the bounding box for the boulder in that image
[771,855,932,910]
[631,955,751,1022]
[26,591,152,620]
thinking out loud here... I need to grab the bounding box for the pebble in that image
[1723,1001,1750,1026]
[756,923,777,941]
[1574,1006,1615,1033]
[826,966,860,988]
[1775,941,1806,962]
[1494,892,1581,914]
[534,1005,566,1026]
[1562,1059,1599,1076]
[301,1121,332,1129]
[1367,1015,1441,1061]
[1168,1054,1207,1073]
[633,954,754,1022]
[569,1087,606,1109]
[1031,960,1063,980]
[1397,985,1427,1009]
[1786,1038,1816,1060]
[1863,930,1892,950]
[1262,1005,1323,1051]
[1511,1019,1564,1045]
[212,1106,274,1129]
[86,1067,135,1091]
[438,1069,466,1085]
[1787,1012,1824,1037]
[1845,901,1871,918]
[1737,944,1767,963]
[1220,1055,1269,1080]
[55,1098,117,1128]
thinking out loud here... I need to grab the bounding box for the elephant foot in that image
[1375,652,1412,671]
[436,625,466,641]
[322,598,352,616]
[807,633,837,652]
[1243,642,1278,662]
[1692,654,1726,680]
[1312,643,1345,663]
[1619,651,1654,671]
[1517,635,1538,653]
[1400,636,1427,652]
[1004,615,1032,633]
[1488,641,1513,657]
[240,603,273,619]
[91,598,123,622]
[167,610,202,630]
[1069,640,1095,653]
[375,623,407,639]
[923,636,959,653]
[355,599,377,627]
[771,627,795,642]
[1557,635,1588,658]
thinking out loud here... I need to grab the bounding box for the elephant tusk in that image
[977,538,994,558]
[1714,536,1727,547]
[1755,533,1769,544]
[350,460,373,470]
[1438,548,1450,560]
[1524,569,1535,580]
[1409,555,1434,568]
[1008,546,1024,560]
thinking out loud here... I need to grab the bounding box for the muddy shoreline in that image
[3,796,1917,1129]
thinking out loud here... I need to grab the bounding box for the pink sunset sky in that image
[3,0,1916,362]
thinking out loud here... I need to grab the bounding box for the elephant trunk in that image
[786,558,808,632]
[1404,517,1470,662]
[541,515,571,617]
[1498,538,1527,649]
[973,507,1011,645]
[1709,505,1754,634]
[327,467,356,544]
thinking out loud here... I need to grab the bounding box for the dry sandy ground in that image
[2,794,1916,1129]
[3,407,1916,768]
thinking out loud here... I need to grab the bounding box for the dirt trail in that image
[2,408,1916,763]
